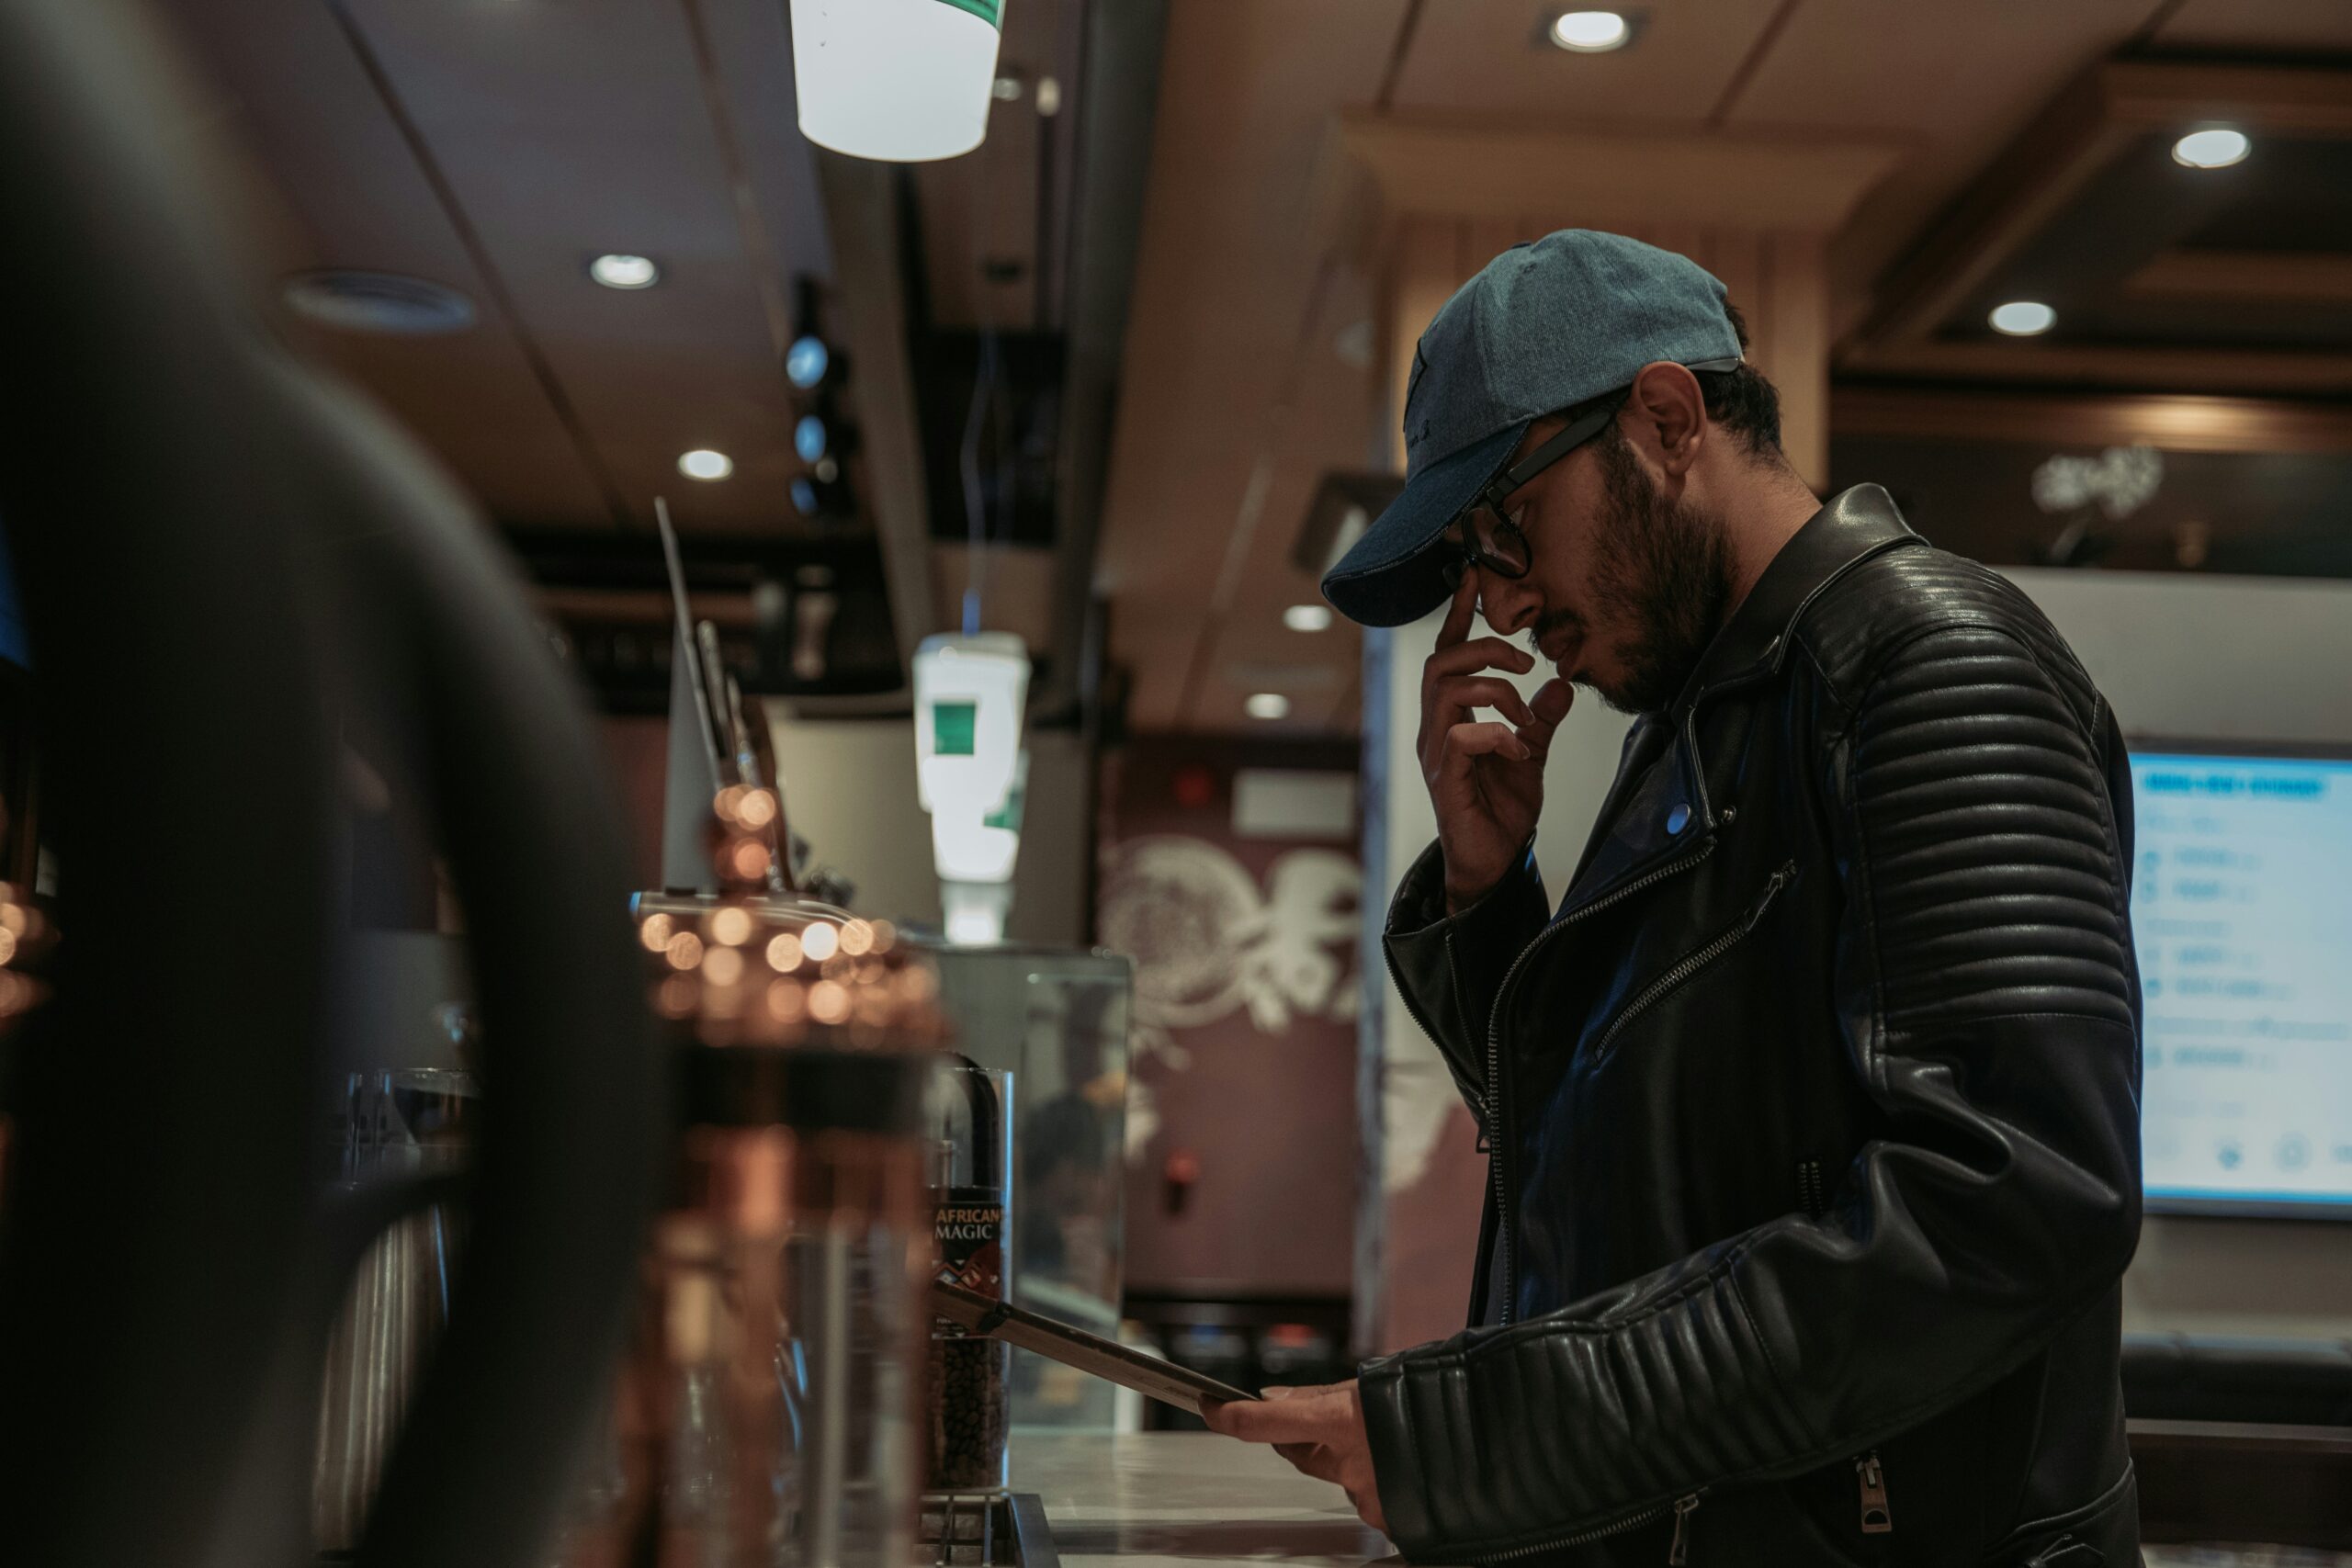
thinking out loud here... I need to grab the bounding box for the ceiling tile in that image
[1391,0,1790,123]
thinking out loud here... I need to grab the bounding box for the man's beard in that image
[1531,430,1735,716]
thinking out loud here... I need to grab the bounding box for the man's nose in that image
[1477,570,1538,637]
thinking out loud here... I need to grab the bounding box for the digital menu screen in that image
[2132,750,2352,1214]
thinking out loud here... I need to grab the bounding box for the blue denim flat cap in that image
[1321,230,1744,627]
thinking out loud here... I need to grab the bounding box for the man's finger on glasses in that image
[1434,571,1477,650]
[1433,676,1536,730]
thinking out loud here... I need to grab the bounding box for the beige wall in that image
[2008,568,2352,1340]
[760,704,1092,947]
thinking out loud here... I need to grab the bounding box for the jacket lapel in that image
[1550,486,1925,922]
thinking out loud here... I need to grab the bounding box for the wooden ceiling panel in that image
[340,0,810,535]
[1725,0,2154,338]
[2158,0,2352,51]
[168,0,615,527]
[1098,0,1403,730]
[1389,0,1788,124]
[911,0,1069,332]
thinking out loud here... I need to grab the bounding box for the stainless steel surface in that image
[312,1070,478,1552]
[1007,1434,1390,1568]
[918,1492,1060,1568]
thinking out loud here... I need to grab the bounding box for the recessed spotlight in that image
[1283,604,1333,633]
[678,448,734,480]
[1550,10,1630,51]
[2173,127,2249,169]
[589,254,660,289]
[1988,300,2056,337]
[1245,693,1291,721]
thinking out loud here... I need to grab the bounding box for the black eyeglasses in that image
[1439,391,1627,594]
[1439,358,1740,594]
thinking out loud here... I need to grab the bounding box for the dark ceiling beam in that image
[1832,384,2352,455]
[815,151,940,673]
[1852,58,2352,370]
[2125,249,2352,307]
[1840,340,2352,394]
[1036,0,1169,723]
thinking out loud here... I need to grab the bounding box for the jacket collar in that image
[1551,488,1922,920]
[1675,483,1922,710]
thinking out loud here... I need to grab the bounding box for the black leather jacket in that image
[1363,488,2143,1567]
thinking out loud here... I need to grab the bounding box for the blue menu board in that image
[2132,750,2352,1215]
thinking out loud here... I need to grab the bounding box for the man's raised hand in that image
[1418,576,1575,911]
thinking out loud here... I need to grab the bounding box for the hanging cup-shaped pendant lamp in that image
[789,0,1005,163]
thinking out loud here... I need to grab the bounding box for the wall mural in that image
[1094,740,1363,1297]
[1097,834,1361,1157]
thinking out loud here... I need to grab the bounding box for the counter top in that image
[1012,1433,1393,1568]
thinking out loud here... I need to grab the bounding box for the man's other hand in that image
[1201,1381,1387,1536]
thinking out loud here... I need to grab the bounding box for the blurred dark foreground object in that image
[0,4,664,1567]
[2124,1332,2352,1551]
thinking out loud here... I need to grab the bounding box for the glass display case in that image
[914,942,1132,1431]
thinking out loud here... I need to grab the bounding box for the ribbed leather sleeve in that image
[1361,622,2143,1562]
[1384,839,1551,1118]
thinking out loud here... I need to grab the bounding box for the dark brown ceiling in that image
[170,0,838,536]
[1846,56,2352,392]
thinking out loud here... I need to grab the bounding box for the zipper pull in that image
[1857,1450,1892,1534]
[1743,860,1799,931]
[1667,1494,1700,1565]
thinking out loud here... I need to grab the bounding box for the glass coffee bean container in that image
[926,1062,1012,1495]
[554,786,947,1568]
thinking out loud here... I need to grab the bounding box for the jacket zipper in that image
[1476,1492,1703,1564]
[1857,1450,1892,1534]
[1668,1494,1702,1564]
[1484,838,1715,1325]
[1591,861,1797,1062]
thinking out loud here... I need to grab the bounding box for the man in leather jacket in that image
[1205,231,2143,1566]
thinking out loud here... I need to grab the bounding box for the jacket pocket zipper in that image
[1477,1492,1703,1565]
[1590,860,1797,1062]
[1483,840,1718,1325]
[1796,1157,1827,1221]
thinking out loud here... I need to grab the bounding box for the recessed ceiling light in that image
[2172,127,2250,169]
[678,448,734,480]
[1988,300,2056,337]
[1550,10,1630,51]
[1283,604,1333,633]
[589,254,660,289]
[1245,693,1291,721]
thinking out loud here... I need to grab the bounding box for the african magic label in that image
[933,1186,1004,1312]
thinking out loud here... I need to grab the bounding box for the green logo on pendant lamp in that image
[933,0,1003,26]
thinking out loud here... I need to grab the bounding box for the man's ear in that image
[1623,362,1706,479]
